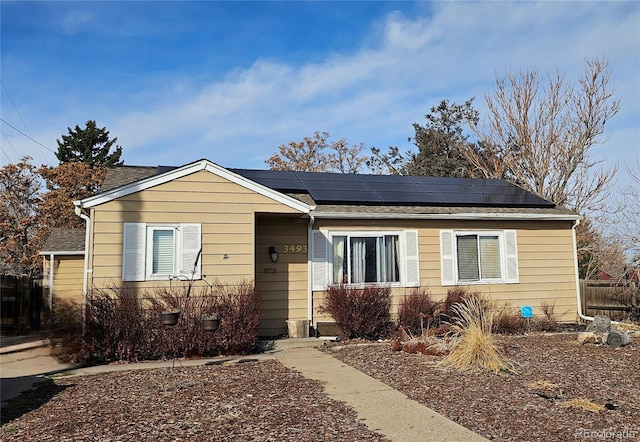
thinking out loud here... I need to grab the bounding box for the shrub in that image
[319,285,392,340]
[398,288,442,336]
[212,281,261,355]
[442,295,514,374]
[86,284,151,363]
[85,281,262,363]
[492,304,526,335]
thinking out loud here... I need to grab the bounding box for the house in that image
[40,228,86,310]
[62,159,581,336]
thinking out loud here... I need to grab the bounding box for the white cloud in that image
[4,1,638,182]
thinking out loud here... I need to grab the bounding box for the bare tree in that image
[465,57,620,214]
[266,131,367,173]
[0,157,45,277]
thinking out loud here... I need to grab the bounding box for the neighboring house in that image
[40,228,86,308]
[69,159,582,337]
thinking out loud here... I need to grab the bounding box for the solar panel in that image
[229,168,555,208]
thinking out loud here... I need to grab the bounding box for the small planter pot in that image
[202,317,221,332]
[160,311,180,326]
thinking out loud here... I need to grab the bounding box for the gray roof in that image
[40,229,86,254]
[101,166,158,192]
[97,163,578,219]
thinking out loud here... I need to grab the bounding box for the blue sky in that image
[1,1,638,192]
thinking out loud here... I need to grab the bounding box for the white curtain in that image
[333,236,346,284]
[351,238,366,283]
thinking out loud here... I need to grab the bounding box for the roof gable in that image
[76,159,311,213]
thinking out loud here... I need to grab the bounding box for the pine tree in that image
[56,120,123,167]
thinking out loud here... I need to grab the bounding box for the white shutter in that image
[504,230,519,283]
[311,230,329,291]
[404,230,420,287]
[440,230,456,286]
[179,223,202,279]
[123,223,146,281]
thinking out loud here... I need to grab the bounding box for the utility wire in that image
[0,118,56,154]
[1,80,50,164]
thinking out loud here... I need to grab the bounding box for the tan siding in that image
[255,215,309,336]
[43,256,84,303]
[88,170,304,292]
[312,219,578,324]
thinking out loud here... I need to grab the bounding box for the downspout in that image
[75,206,91,338]
[572,219,593,322]
[48,253,54,313]
[307,214,315,327]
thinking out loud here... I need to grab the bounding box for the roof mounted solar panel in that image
[308,189,382,204]
[372,191,445,205]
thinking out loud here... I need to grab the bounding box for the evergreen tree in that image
[56,120,123,167]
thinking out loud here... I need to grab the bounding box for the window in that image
[311,230,419,290]
[123,223,201,281]
[440,230,518,285]
[332,234,400,284]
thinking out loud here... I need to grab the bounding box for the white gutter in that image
[307,213,315,327]
[572,219,593,322]
[75,206,92,338]
[312,211,580,221]
[48,253,54,313]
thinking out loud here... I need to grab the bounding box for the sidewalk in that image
[1,337,486,441]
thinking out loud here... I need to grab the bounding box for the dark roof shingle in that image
[40,229,86,253]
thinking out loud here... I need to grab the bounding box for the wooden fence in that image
[580,279,639,321]
[0,275,44,331]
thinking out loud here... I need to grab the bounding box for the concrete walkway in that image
[1,338,486,441]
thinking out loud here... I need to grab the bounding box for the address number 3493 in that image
[282,245,308,253]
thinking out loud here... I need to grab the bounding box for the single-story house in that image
[49,159,583,336]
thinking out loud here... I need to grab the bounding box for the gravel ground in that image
[327,333,640,442]
[0,359,387,441]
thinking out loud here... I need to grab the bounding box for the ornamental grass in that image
[442,295,514,374]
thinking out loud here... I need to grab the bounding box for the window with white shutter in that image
[440,229,519,285]
[311,229,419,289]
[122,223,202,282]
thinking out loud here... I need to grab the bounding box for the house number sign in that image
[282,244,308,253]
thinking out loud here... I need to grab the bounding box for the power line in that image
[0,118,56,154]
[1,80,34,138]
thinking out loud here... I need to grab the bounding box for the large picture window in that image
[440,229,519,286]
[311,229,419,290]
[332,234,400,284]
[123,223,201,282]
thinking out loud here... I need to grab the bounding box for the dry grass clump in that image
[442,296,514,374]
[557,398,604,412]
[526,380,559,390]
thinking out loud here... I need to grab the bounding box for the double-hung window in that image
[123,223,201,282]
[440,230,518,285]
[311,230,419,290]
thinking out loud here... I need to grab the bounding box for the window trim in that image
[329,231,402,286]
[311,229,420,289]
[145,224,178,280]
[455,231,504,284]
[440,229,519,286]
[122,222,202,282]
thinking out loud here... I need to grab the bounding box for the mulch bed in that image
[2,333,638,441]
[327,333,640,441]
[0,359,387,441]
